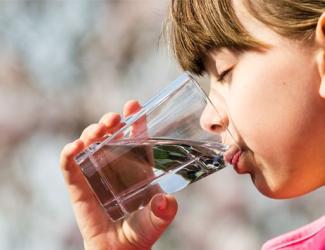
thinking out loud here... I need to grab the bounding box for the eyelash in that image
[217,67,233,83]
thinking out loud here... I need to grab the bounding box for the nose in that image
[200,100,229,135]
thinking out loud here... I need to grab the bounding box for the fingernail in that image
[154,194,167,211]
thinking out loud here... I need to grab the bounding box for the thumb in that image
[149,193,178,228]
[122,193,178,249]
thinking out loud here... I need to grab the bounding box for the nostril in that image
[210,124,223,131]
[210,124,218,130]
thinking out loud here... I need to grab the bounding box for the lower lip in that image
[232,151,248,174]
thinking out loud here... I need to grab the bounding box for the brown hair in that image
[165,0,325,75]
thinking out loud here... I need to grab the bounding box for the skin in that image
[60,100,178,250]
[60,2,325,249]
[201,2,325,199]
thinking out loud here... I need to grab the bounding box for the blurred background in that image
[0,1,324,250]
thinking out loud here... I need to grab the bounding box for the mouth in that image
[224,145,249,174]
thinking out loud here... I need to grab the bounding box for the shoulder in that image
[262,216,325,250]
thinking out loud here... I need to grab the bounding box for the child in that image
[60,0,325,249]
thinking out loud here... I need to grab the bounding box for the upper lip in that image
[223,130,251,170]
[224,145,242,166]
[225,142,255,175]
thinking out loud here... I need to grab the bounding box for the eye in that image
[217,67,233,83]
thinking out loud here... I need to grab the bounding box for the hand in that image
[60,100,178,250]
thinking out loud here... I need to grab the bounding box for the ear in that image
[316,13,325,98]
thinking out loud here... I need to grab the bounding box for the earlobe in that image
[316,13,325,98]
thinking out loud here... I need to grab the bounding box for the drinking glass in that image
[75,72,238,221]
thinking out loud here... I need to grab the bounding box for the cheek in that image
[227,50,319,166]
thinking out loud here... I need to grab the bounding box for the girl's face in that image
[202,1,325,198]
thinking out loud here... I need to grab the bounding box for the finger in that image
[123,100,148,137]
[60,139,113,239]
[60,139,87,186]
[99,113,128,140]
[99,112,122,131]
[121,193,178,249]
[60,140,96,201]
[80,123,107,146]
[123,99,141,117]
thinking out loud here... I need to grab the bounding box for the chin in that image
[251,174,304,199]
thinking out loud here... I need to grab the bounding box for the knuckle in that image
[81,123,99,137]
[100,112,121,126]
[60,143,73,169]
[86,123,99,131]
[61,143,73,158]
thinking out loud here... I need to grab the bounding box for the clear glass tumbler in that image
[75,72,238,221]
